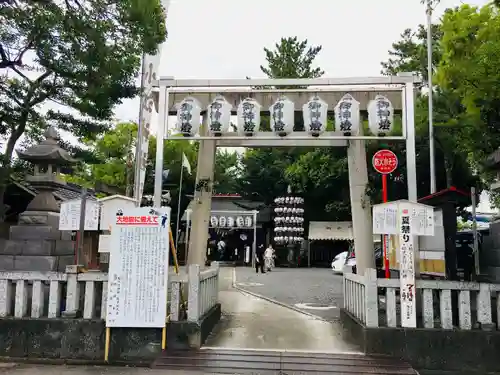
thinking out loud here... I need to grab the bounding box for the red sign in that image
[372,149,398,175]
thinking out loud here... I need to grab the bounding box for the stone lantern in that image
[16,126,76,221]
[0,127,77,272]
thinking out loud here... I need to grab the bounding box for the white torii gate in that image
[152,74,419,276]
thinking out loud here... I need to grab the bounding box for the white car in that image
[331,251,348,274]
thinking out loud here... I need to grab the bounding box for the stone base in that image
[0,303,222,364]
[167,303,222,349]
[340,308,500,373]
[0,237,74,271]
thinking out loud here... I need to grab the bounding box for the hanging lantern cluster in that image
[175,94,394,138]
[210,215,253,228]
[273,194,305,244]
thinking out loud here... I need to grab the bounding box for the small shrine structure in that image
[0,127,76,271]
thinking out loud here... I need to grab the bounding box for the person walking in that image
[255,244,265,274]
[264,244,274,272]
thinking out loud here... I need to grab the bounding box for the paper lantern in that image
[219,216,227,227]
[207,96,232,136]
[245,216,253,227]
[227,216,235,227]
[210,216,218,227]
[368,95,394,136]
[237,98,261,135]
[176,97,202,136]
[236,216,245,227]
[270,97,294,136]
[303,96,328,136]
[334,94,360,136]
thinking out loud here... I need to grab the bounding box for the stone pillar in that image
[188,126,216,266]
[347,128,375,276]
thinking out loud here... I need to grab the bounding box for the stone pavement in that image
[0,364,209,374]
[203,267,358,353]
[234,267,344,322]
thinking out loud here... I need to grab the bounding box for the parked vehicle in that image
[343,245,385,278]
[331,251,348,274]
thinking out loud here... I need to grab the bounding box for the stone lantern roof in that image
[17,126,76,165]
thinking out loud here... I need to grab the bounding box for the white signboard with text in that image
[59,199,100,231]
[372,200,435,328]
[398,202,417,328]
[106,207,171,328]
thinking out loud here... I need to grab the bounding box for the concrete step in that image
[154,348,418,374]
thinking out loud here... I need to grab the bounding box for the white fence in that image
[344,269,500,330]
[0,263,219,323]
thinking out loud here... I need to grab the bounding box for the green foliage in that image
[436,4,500,169]
[0,0,167,218]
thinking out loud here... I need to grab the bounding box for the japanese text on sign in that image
[399,205,417,328]
[106,207,171,328]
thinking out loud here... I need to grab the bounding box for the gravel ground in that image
[234,267,344,322]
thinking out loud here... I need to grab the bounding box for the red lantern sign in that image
[372,149,398,175]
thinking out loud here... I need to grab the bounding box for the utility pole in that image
[424,0,439,194]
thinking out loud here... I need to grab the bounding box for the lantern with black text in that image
[334,94,360,136]
[303,96,328,137]
[207,96,232,136]
[176,97,202,136]
[237,98,261,136]
[270,97,294,136]
[368,95,394,136]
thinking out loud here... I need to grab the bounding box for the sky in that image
[113,0,490,122]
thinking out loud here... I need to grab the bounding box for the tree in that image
[239,37,323,205]
[213,150,240,194]
[0,0,167,218]
[63,122,137,194]
[381,20,480,199]
[436,4,500,170]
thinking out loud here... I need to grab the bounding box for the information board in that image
[398,202,417,328]
[59,199,100,231]
[106,207,171,328]
[372,202,398,235]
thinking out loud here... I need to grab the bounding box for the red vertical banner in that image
[372,149,398,279]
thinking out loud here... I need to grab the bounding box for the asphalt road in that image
[234,267,344,322]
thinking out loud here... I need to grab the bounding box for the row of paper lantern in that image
[274,207,305,214]
[176,94,394,137]
[274,236,304,244]
[210,216,253,228]
[274,227,304,233]
[274,197,304,205]
[274,216,304,224]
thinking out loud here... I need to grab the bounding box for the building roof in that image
[308,221,381,242]
[181,195,270,222]
[11,179,98,204]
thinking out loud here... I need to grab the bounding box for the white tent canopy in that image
[308,221,380,242]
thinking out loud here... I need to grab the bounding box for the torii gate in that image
[152,74,419,276]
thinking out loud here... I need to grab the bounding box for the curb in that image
[231,268,331,323]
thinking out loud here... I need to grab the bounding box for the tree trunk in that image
[0,129,26,222]
[444,156,453,188]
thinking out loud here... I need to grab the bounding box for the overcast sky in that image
[113,0,489,122]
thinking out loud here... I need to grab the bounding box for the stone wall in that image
[341,308,500,373]
[0,303,221,364]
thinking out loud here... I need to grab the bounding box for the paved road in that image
[204,268,357,353]
[234,267,344,322]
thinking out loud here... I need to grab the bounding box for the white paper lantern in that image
[176,97,202,136]
[219,216,227,227]
[368,95,394,136]
[210,216,218,227]
[245,216,253,227]
[270,97,294,136]
[237,98,261,135]
[334,94,360,136]
[207,96,232,136]
[227,216,235,227]
[303,96,328,136]
[236,216,245,227]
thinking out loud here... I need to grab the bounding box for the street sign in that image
[372,149,398,175]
